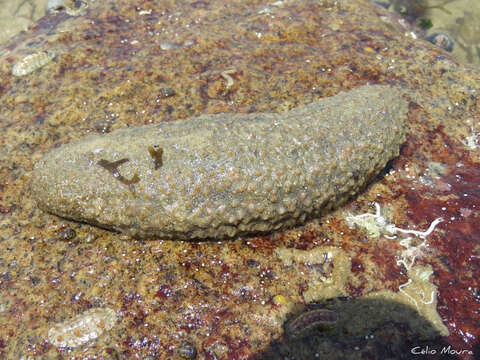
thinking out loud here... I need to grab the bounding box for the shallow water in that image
[372,0,480,65]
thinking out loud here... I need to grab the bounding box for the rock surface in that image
[0,0,479,358]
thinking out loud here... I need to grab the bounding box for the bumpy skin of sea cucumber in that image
[31,85,408,240]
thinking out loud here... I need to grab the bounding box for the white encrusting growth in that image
[346,202,444,313]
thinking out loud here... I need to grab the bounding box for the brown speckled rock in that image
[0,0,479,359]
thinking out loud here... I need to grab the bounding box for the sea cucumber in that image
[47,307,117,347]
[12,51,55,76]
[31,85,408,240]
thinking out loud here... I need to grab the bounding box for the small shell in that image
[425,32,454,53]
[12,51,55,77]
[47,307,117,347]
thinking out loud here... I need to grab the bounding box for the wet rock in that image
[0,0,479,359]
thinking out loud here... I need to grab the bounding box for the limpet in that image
[12,51,55,76]
[47,307,117,347]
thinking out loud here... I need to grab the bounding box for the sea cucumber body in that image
[31,85,408,240]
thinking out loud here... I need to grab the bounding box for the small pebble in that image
[160,87,176,98]
[93,119,112,133]
[177,341,197,359]
[58,227,76,240]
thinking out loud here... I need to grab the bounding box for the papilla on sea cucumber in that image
[30,85,408,240]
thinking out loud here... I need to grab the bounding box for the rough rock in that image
[0,0,479,358]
